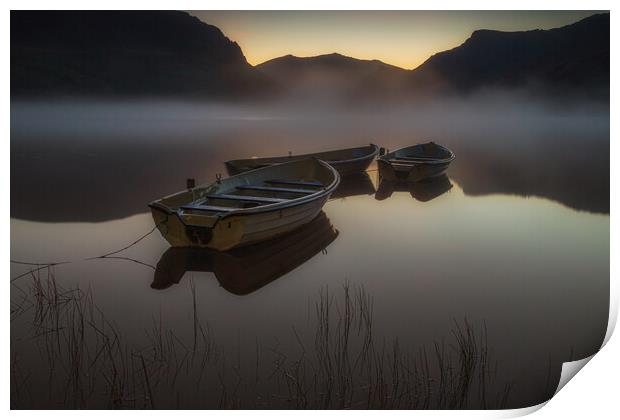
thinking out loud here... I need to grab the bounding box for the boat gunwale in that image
[148,158,341,224]
[225,144,380,168]
[324,143,380,165]
[378,143,455,166]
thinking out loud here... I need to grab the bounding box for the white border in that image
[4,1,616,419]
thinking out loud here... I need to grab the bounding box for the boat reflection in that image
[375,174,453,202]
[152,212,339,295]
[330,172,376,200]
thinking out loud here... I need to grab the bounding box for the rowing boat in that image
[377,142,455,182]
[149,158,340,251]
[151,212,338,295]
[225,144,380,176]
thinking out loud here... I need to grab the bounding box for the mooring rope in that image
[10,222,163,282]
[10,259,71,266]
[86,225,159,260]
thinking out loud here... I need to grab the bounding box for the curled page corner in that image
[602,283,618,348]
[498,355,597,418]
[553,355,595,396]
[491,401,546,418]
[524,277,619,413]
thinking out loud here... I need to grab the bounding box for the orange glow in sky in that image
[190,11,599,69]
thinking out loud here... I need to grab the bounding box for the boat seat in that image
[389,158,436,164]
[180,203,237,213]
[387,161,417,168]
[266,179,324,188]
[205,193,286,204]
[236,185,317,195]
[397,156,439,161]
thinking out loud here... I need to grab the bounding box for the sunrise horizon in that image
[191,10,601,69]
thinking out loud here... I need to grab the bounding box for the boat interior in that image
[180,180,326,214]
[154,159,337,216]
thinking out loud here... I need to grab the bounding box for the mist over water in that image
[11,94,609,222]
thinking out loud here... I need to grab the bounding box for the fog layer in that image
[11,94,609,222]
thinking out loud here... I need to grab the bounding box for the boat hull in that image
[329,155,376,176]
[152,212,339,294]
[225,144,379,177]
[152,195,329,251]
[377,159,451,182]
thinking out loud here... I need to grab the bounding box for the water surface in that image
[10,100,609,409]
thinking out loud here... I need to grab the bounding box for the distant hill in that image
[256,53,410,103]
[11,10,273,98]
[409,13,609,99]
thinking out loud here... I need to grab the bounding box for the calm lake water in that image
[10,100,609,409]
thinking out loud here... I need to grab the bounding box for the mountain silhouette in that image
[10,11,609,101]
[256,13,608,102]
[256,53,410,103]
[409,13,609,99]
[11,10,273,98]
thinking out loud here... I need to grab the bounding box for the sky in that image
[190,10,601,69]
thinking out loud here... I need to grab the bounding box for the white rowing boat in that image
[149,158,340,251]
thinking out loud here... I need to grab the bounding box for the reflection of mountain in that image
[11,11,272,98]
[10,133,609,222]
[152,212,338,295]
[10,141,229,222]
[449,144,610,214]
[9,153,377,222]
[375,175,453,202]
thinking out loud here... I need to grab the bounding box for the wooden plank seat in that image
[266,179,324,188]
[180,203,237,213]
[388,162,416,168]
[389,158,438,164]
[205,193,286,204]
[397,156,440,161]
[236,185,317,195]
